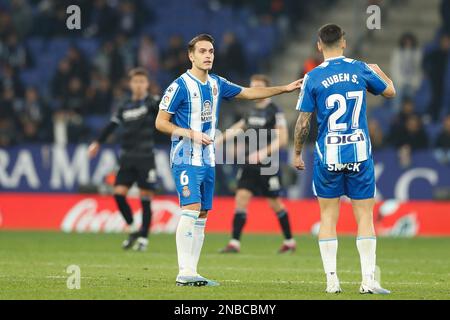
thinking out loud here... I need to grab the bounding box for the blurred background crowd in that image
[0,0,449,168]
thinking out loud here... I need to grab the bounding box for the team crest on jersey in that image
[201,100,212,122]
[182,186,191,198]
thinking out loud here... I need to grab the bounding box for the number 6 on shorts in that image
[180,170,189,186]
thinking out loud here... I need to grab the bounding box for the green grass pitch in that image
[0,231,449,300]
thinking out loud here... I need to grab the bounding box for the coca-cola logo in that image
[60,198,181,233]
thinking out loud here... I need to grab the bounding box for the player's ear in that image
[342,38,347,50]
[188,51,194,63]
[317,41,323,53]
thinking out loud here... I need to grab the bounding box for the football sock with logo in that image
[192,218,206,274]
[319,238,338,280]
[114,194,134,226]
[276,209,293,240]
[232,210,247,241]
[356,236,377,283]
[140,197,152,238]
[176,210,199,276]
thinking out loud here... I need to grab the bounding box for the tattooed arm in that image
[293,111,313,170]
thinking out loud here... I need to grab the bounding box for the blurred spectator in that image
[0,88,20,147]
[138,35,159,74]
[117,1,140,36]
[93,41,114,77]
[115,33,135,73]
[368,119,385,150]
[301,47,322,77]
[422,34,450,122]
[390,32,422,111]
[217,32,246,79]
[441,0,450,36]
[395,114,429,167]
[51,59,72,101]
[10,0,33,39]
[17,87,52,143]
[62,77,86,115]
[0,11,14,41]
[162,35,189,78]
[85,0,118,39]
[0,32,31,70]
[395,114,429,150]
[388,99,421,145]
[0,64,25,97]
[66,46,90,83]
[86,75,112,115]
[434,115,450,165]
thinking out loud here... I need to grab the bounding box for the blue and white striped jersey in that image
[159,70,242,167]
[296,56,388,165]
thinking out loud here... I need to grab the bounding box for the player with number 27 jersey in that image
[296,56,388,199]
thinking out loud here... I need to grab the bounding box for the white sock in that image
[191,218,206,275]
[229,239,240,248]
[318,238,338,280]
[176,210,199,276]
[283,238,296,246]
[356,236,377,283]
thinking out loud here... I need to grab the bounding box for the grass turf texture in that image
[0,231,449,300]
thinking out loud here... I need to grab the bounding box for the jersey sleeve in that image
[110,107,123,124]
[159,81,185,114]
[296,74,315,112]
[361,62,388,95]
[218,76,243,100]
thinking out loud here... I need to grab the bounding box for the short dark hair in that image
[188,34,215,53]
[250,74,271,86]
[128,67,149,79]
[318,24,345,47]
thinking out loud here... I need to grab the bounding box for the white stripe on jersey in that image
[312,181,317,196]
[181,74,203,166]
[296,74,309,110]
[355,130,368,162]
[207,75,219,166]
[315,142,323,161]
[325,136,339,164]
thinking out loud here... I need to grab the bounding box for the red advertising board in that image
[0,193,449,236]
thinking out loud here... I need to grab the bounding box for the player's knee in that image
[113,186,128,196]
[182,203,201,212]
[320,213,338,226]
[235,190,251,209]
[139,189,154,200]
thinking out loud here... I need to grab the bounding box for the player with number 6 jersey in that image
[156,34,302,287]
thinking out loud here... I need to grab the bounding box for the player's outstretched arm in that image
[293,111,313,170]
[368,64,396,98]
[236,79,303,100]
[88,121,119,158]
[155,110,212,145]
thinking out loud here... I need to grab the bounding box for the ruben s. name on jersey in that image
[321,72,359,89]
